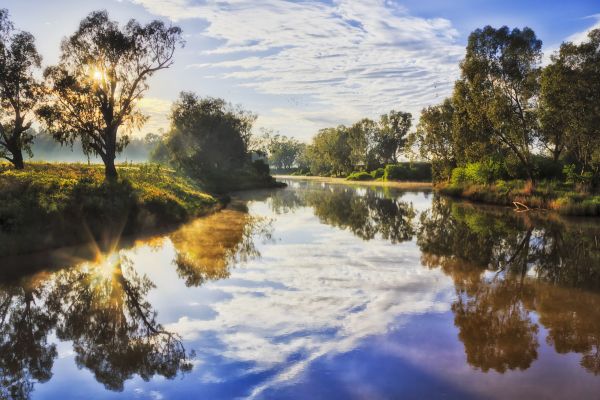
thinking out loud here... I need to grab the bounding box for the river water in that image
[2,178,600,399]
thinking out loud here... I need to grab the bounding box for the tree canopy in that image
[0,8,42,169]
[37,10,183,179]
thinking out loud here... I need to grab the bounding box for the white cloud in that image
[162,208,454,398]
[543,14,600,65]
[130,0,463,138]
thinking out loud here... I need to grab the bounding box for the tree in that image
[409,98,457,181]
[459,26,541,182]
[374,110,411,164]
[310,126,352,176]
[0,9,42,169]
[540,29,600,176]
[37,10,183,179]
[263,133,302,170]
[162,92,256,180]
[347,118,378,170]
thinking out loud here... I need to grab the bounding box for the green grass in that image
[437,180,600,216]
[0,162,219,255]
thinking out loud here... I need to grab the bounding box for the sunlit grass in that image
[0,162,219,256]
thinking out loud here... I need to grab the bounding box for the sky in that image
[3,0,600,141]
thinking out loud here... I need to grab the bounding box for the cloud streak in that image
[130,0,464,138]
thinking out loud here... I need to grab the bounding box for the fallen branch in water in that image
[513,201,531,212]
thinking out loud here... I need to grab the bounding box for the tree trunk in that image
[103,127,118,180]
[104,155,118,180]
[11,147,24,170]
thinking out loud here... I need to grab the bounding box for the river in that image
[1,178,600,399]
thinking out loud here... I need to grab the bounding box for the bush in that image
[533,156,563,180]
[451,161,504,185]
[383,163,432,181]
[451,167,468,185]
[370,168,385,179]
[347,171,373,181]
[252,159,270,176]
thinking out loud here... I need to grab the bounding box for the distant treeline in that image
[29,130,162,163]
[255,111,413,177]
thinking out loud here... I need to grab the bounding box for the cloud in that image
[163,208,454,398]
[542,14,600,65]
[130,0,464,138]
[566,14,600,44]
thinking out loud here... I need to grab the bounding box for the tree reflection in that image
[0,282,57,399]
[534,286,600,375]
[267,184,416,243]
[169,203,272,287]
[0,199,269,396]
[418,196,600,374]
[47,253,191,391]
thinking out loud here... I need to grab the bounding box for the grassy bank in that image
[438,180,600,216]
[0,163,220,256]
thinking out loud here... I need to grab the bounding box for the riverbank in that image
[0,163,221,256]
[438,181,600,216]
[275,175,432,190]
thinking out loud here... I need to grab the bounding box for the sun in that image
[92,69,103,82]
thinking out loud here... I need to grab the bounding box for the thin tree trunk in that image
[12,147,24,170]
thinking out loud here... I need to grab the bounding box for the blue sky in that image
[4,0,600,140]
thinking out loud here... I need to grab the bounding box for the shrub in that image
[533,156,563,180]
[383,163,432,181]
[451,167,468,185]
[370,168,385,179]
[252,159,270,176]
[451,161,504,185]
[347,171,373,181]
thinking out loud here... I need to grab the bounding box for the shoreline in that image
[275,175,433,190]
[0,163,284,259]
[437,183,600,217]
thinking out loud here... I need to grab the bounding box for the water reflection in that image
[0,281,56,399]
[418,197,600,375]
[170,203,271,287]
[2,182,600,399]
[0,201,266,398]
[260,182,416,243]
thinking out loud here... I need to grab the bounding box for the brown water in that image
[1,178,600,399]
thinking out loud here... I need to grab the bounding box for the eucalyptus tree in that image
[540,29,600,175]
[0,9,42,169]
[458,26,542,182]
[409,98,457,181]
[374,110,411,164]
[37,10,183,179]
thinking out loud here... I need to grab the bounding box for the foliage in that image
[439,178,600,216]
[383,162,432,182]
[457,26,542,181]
[254,130,303,170]
[0,8,42,169]
[539,29,600,179]
[451,161,505,185]
[0,163,217,255]
[37,10,183,179]
[374,110,412,164]
[152,92,279,192]
[407,98,456,181]
[346,171,373,181]
[370,167,385,179]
